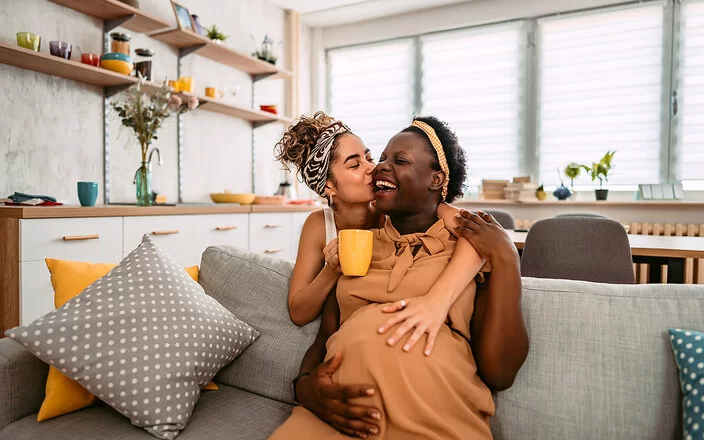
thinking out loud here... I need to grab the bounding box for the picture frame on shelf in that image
[171,1,195,33]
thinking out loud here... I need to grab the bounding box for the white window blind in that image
[328,40,414,159]
[677,0,704,181]
[421,22,527,185]
[537,3,665,186]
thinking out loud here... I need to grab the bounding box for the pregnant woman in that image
[269,116,529,439]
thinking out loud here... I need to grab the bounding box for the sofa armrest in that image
[0,337,47,431]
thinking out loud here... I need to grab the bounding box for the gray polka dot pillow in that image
[5,234,259,439]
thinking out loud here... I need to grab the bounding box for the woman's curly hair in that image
[401,116,467,203]
[274,111,342,185]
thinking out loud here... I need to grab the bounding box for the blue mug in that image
[77,182,98,207]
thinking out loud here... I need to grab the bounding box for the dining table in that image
[506,230,704,284]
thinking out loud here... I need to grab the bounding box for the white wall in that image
[0,0,304,204]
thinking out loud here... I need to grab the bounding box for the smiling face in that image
[325,133,376,204]
[373,132,444,216]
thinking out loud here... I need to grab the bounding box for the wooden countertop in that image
[455,199,704,208]
[0,204,320,219]
[2,199,702,219]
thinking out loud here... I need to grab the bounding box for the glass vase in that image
[135,161,152,206]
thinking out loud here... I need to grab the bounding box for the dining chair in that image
[555,213,607,218]
[521,217,635,284]
[477,209,516,230]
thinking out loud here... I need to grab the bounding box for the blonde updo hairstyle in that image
[274,111,346,199]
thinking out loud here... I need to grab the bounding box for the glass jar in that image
[134,48,154,81]
[110,32,131,55]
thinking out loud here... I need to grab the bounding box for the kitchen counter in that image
[0,204,320,219]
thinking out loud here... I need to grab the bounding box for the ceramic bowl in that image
[210,193,256,204]
[100,52,133,75]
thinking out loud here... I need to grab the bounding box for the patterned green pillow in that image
[669,328,704,440]
[6,234,259,439]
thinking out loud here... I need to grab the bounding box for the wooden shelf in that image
[150,29,293,80]
[0,41,163,93]
[180,93,292,126]
[49,0,171,33]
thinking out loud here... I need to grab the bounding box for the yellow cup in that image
[205,87,223,99]
[179,76,194,93]
[338,230,373,277]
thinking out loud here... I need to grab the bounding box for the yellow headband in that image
[412,120,450,200]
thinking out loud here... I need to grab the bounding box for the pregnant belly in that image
[324,303,494,439]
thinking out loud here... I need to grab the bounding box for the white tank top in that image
[323,206,338,244]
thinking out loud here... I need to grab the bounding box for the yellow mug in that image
[338,229,373,277]
[205,87,224,99]
[179,76,194,93]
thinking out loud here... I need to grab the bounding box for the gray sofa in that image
[2,245,703,439]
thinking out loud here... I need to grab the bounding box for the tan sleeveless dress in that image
[270,217,494,440]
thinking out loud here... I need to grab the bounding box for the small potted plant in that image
[251,34,280,64]
[581,150,616,201]
[564,163,581,196]
[536,184,547,201]
[206,25,228,44]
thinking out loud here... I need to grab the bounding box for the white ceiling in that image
[269,0,475,27]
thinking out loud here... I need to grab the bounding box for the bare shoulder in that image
[301,209,326,249]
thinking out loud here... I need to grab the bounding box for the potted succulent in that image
[206,25,228,44]
[536,184,547,201]
[564,163,581,196]
[581,150,616,201]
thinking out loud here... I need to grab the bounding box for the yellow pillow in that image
[38,259,207,421]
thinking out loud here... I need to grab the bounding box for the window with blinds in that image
[327,40,415,159]
[421,22,527,185]
[537,3,665,186]
[677,0,704,181]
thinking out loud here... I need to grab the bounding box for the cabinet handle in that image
[63,234,99,241]
[216,226,238,231]
[263,248,281,254]
[151,230,179,236]
[264,224,283,229]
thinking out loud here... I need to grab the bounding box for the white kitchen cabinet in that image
[20,217,123,262]
[18,217,123,325]
[123,215,202,267]
[249,213,294,261]
[195,214,250,253]
[2,208,316,331]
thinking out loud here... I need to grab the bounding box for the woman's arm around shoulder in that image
[289,210,342,326]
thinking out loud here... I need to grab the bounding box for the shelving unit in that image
[4,0,296,201]
[181,93,292,127]
[150,29,293,80]
[48,0,170,33]
[0,41,163,94]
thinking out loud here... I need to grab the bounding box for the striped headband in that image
[302,121,350,197]
[412,120,450,200]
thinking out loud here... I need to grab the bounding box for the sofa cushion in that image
[198,246,320,404]
[38,259,201,422]
[0,385,293,440]
[491,277,704,440]
[667,328,704,440]
[5,236,259,439]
